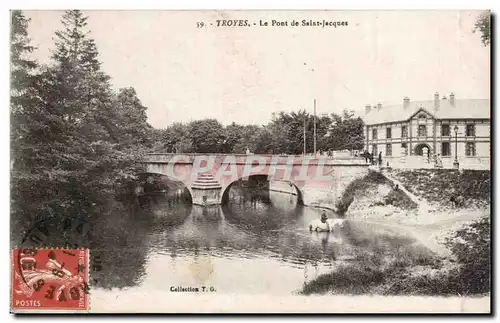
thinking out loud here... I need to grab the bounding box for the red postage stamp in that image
[11,249,89,311]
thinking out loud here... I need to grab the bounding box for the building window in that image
[466,142,476,156]
[418,113,427,119]
[441,142,451,156]
[372,128,378,140]
[401,143,408,156]
[418,125,427,137]
[386,144,392,156]
[372,144,378,156]
[466,124,475,137]
[386,127,392,139]
[401,126,408,138]
[441,124,450,136]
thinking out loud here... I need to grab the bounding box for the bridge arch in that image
[220,174,304,207]
[135,172,194,204]
[142,153,370,210]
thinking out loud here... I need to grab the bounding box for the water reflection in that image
[91,184,430,295]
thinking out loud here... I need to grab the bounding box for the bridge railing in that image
[146,152,364,158]
[142,153,369,165]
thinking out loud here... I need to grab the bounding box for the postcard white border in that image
[1,0,497,321]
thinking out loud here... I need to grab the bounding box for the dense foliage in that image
[10,10,152,241]
[152,110,365,155]
[445,215,490,294]
[474,11,491,47]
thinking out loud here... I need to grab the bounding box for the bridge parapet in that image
[141,153,370,210]
[143,153,368,166]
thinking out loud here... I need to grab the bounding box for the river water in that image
[90,185,429,296]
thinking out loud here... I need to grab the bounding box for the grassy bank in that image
[387,169,490,209]
[339,170,417,217]
[302,169,490,296]
[301,214,490,296]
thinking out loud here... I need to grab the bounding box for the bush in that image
[444,215,491,294]
[337,170,416,213]
[384,188,418,209]
[389,169,490,206]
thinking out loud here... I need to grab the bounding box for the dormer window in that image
[418,113,427,119]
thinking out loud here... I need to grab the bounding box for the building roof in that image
[363,98,490,125]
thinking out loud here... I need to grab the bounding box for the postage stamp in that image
[11,249,89,311]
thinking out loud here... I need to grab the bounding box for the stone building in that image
[363,92,490,169]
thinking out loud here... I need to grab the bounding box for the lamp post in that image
[303,115,306,155]
[453,125,459,169]
[313,98,317,158]
[303,62,316,157]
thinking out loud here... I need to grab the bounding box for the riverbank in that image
[345,169,489,256]
[301,168,490,296]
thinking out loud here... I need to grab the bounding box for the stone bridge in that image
[141,153,369,212]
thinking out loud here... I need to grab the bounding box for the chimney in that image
[365,104,371,115]
[450,92,455,106]
[377,103,382,110]
[434,92,440,110]
[403,96,410,109]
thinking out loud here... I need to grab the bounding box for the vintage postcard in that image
[10,10,491,313]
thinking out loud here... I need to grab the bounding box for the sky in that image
[24,10,490,129]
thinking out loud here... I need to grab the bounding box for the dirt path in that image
[355,209,486,257]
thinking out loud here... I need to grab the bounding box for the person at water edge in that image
[309,212,330,232]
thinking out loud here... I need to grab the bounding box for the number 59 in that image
[197,22,205,28]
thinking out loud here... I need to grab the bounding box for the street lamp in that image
[453,125,459,169]
[304,62,317,158]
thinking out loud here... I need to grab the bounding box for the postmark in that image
[11,213,101,312]
[11,248,89,311]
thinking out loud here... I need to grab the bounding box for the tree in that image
[11,10,38,162]
[10,10,39,166]
[473,11,491,46]
[112,87,152,148]
[253,127,273,154]
[325,111,365,151]
[224,122,245,153]
[231,125,262,154]
[188,119,226,153]
[267,111,308,154]
[266,110,333,155]
[29,10,142,219]
[10,10,45,232]
[155,122,192,153]
[313,113,333,153]
[10,11,37,99]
